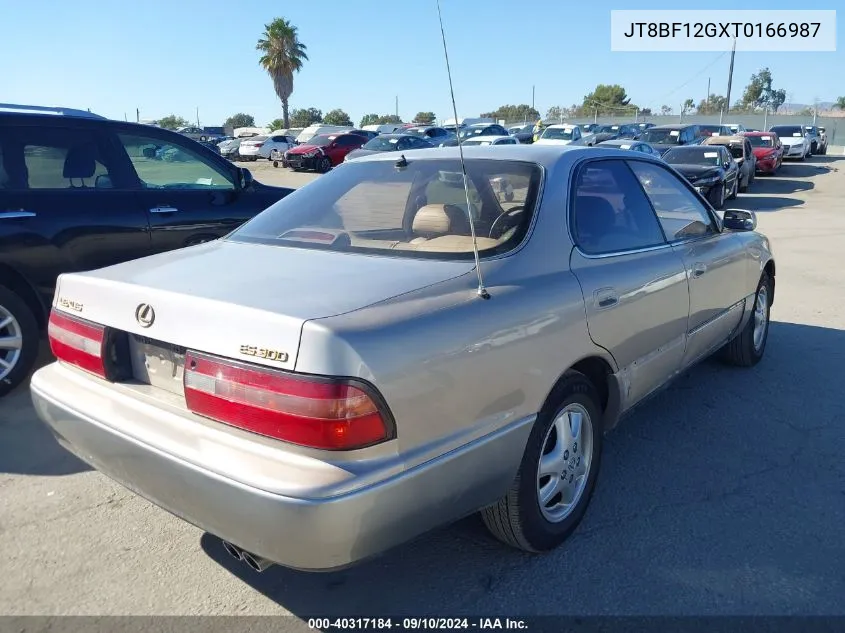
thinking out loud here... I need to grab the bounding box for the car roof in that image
[741,131,773,136]
[547,124,577,129]
[462,135,513,142]
[343,143,662,169]
[649,124,696,130]
[703,135,746,144]
[599,139,639,146]
[0,102,106,120]
[377,133,420,139]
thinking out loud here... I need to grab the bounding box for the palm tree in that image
[257,18,308,129]
[836,96,845,111]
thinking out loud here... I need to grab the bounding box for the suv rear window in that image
[230,158,542,260]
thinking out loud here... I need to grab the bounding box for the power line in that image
[647,51,729,109]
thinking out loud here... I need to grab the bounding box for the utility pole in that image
[395,95,398,118]
[706,77,711,105]
[813,97,819,124]
[594,107,598,123]
[724,38,737,117]
[532,85,535,111]
[196,107,200,127]
[136,108,140,123]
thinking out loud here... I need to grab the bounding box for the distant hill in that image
[779,101,836,113]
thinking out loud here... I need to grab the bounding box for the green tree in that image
[681,98,695,115]
[359,113,380,127]
[224,113,255,129]
[289,107,322,128]
[660,105,672,115]
[323,108,353,126]
[480,104,540,123]
[836,96,845,110]
[545,106,566,121]
[582,85,637,116]
[267,118,286,131]
[639,107,652,116]
[375,114,402,125]
[257,17,309,129]
[158,115,189,130]
[414,111,436,124]
[739,68,786,112]
[797,106,814,116]
[697,94,727,115]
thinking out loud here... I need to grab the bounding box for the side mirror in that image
[238,167,254,190]
[723,161,731,169]
[722,208,757,231]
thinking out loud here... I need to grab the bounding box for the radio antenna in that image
[435,0,490,300]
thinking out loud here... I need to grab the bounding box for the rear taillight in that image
[48,310,106,377]
[255,143,264,148]
[183,351,392,451]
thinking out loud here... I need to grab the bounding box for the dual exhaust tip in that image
[221,540,274,573]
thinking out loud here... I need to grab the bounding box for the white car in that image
[237,136,268,161]
[768,125,811,160]
[534,124,597,147]
[461,135,520,146]
[259,134,297,160]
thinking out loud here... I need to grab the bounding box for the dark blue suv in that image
[0,104,293,396]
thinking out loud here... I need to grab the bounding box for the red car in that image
[284,133,367,172]
[743,131,783,175]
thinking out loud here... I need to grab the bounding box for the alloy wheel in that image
[0,305,23,382]
[536,403,594,523]
[753,285,769,352]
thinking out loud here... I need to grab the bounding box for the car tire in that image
[480,370,603,553]
[318,156,332,173]
[708,183,725,209]
[727,178,738,200]
[720,271,772,368]
[0,286,40,399]
[739,174,749,193]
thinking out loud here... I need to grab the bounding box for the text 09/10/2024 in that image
[610,9,836,52]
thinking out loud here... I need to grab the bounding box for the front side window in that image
[118,133,234,190]
[571,159,666,255]
[230,159,542,260]
[628,161,718,241]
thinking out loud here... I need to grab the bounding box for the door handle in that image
[594,288,619,309]
[0,210,36,219]
[150,206,179,214]
[692,263,708,278]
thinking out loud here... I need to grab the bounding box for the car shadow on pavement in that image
[746,177,812,195]
[201,320,845,616]
[0,341,91,476]
[779,162,837,178]
[727,195,804,212]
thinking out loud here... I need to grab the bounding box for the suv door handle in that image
[692,263,708,278]
[0,210,36,219]
[150,206,179,214]
[594,288,619,309]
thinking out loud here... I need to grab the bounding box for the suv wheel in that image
[0,286,40,398]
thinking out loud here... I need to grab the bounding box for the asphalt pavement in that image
[1,154,844,618]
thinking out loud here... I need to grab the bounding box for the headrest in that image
[412,204,469,237]
[63,144,97,180]
[575,195,616,234]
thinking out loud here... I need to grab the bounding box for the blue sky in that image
[1,0,841,126]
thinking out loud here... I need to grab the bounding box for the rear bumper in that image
[30,364,531,571]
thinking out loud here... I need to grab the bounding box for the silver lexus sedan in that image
[31,145,775,572]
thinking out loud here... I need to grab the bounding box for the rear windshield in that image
[640,129,681,144]
[663,147,723,166]
[770,126,803,138]
[230,159,542,260]
[541,128,575,141]
[746,135,775,148]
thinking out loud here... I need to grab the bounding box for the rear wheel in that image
[0,286,40,398]
[721,272,772,367]
[481,371,603,552]
[318,156,332,173]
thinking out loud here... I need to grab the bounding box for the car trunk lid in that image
[53,240,476,379]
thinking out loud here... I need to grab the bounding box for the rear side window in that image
[571,159,666,255]
[4,126,114,190]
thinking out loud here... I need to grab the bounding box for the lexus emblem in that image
[135,303,155,328]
